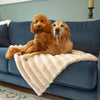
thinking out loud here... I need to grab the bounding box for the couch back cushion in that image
[8,20,100,54]
[65,19,100,54]
[8,21,34,45]
[0,24,11,47]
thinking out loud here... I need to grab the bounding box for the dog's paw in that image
[5,53,13,59]
[16,52,22,56]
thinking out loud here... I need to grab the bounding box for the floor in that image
[0,81,72,100]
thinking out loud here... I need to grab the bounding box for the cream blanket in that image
[14,50,98,96]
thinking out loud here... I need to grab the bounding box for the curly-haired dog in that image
[22,21,73,59]
[5,14,52,59]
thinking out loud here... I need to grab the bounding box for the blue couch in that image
[0,19,100,100]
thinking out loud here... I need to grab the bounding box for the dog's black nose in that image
[55,28,60,33]
[55,28,60,35]
[37,25,40,28]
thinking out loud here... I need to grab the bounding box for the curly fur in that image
[5,14,52,59]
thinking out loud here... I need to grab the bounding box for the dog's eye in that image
[53,24,56,27]
[41,20,44,22]
[61,25,64,27]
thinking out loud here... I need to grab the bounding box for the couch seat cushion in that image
[54,61,97,90]
[8,56,97,90]
[8,58,20,76]
[0,48,9,73]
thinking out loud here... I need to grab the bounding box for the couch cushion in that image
[8,20,100,54]
[8,56,97,90]
[8,21,34,45]
[65,19,100,54]
[51,20,100,54]
[0,48,9,73]
[54,61,97,90]
[0,24,11,47]
[8,58,20,76]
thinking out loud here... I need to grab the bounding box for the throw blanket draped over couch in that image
[13,47,98,96]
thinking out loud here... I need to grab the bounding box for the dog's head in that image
[51,21,70,39]
[31,14,51,33]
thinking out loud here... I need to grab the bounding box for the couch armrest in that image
[97,51,100,100]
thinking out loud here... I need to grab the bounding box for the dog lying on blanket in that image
[22,21,73,60]
[5,14,52,59]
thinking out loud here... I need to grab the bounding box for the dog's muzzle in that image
[37,25,40,28]
[55,28,60,35]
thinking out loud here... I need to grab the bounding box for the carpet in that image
[0,86,50,100]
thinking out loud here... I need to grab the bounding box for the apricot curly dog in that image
[5,14,52,59]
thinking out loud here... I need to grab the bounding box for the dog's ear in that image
[50,24,53,35]
[44,18,51,33]
[30,22,35,33]
[65,24,70,39]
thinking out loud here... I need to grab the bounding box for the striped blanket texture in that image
[14,50,98,96]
